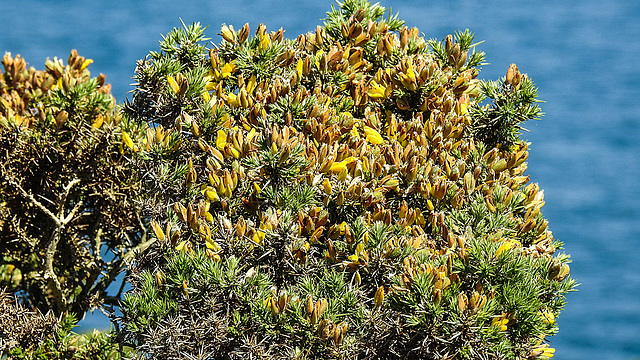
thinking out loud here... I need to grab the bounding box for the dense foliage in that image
[0,1,575,359]
[116,1,575,359]
[0,50,150,317]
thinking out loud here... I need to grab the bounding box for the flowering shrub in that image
[0,0,575,359]
[0,50,149,317]
[116,1,575,359]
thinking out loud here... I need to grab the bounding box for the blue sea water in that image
[2,1,639,359]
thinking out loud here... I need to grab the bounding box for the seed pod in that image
[400,26,409,49]
[433,288,442,304]
[278,292,288,312]
[317,298,328,317]
[55,110,68,129]
[305,295,314,315]
[457,292,468,313]
[445,34,453,53]
[557,264,571,281]
[237,23,250,43]
[155,271,165,287]
[548,259,562,280]
[175,203,187,222]
[450,272,461,284]
[492,159,508,173]
[464,172,476,194]
[319,319,335,339]
[270,296,280,315]
[520,218,537,234]
[333,321,347,345]
[309,307,319,325]
[455,51,467,69]
[315,25,324,47]
[506,63,519,85]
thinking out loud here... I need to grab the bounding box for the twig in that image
[2,166,60,227]
[44,228,65,311]
[4,173,84,313]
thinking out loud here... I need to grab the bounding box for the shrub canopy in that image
[0,50,149,316]
[0,1,575,359]
[116,1,575,359]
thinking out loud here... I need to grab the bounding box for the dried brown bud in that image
[445,34,453,53]
[238,23,250,44]
[506,63,519,85]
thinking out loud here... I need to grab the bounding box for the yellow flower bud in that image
[374,286,385,308]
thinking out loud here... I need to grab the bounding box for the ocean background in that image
[2,1,639,359]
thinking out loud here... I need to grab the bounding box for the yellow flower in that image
[329,156,357,173]
[80,58,93,70]
[91,114,104,129]
[201,90,211,102]
[296,58,303,79]
[458,102,468,115]
[259,33,271,50]
[205,237,222,252]
[363,126,383,145]
[246,74,257,94]
[496,238,521,257]
[329,160,346,173]
[204,188,219,202]
[531,340,556,359]
[399,62,417,91]
[538,309,556,324]
[167,74,180,94]
[246,128,257,143]
[322,178,332,195]
[492,317,508,332]
[224,92,240,107]
[541,347,555,359]
[219,62,237,79]
[205,78,217,91]
[374,286,384,308]
[122,131,136,151]
[349,127,359,139]
[216,129,227,150]
[253,229,266,245]
[150,221,164,241]
[176,240,192,253]
[367,80,389,100]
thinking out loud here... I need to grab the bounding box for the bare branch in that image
[1,165,60,227]
[59,178,81,224]
[44,229,65,312]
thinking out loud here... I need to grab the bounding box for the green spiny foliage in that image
[0,50,150,316]
[111,1,575,359]
[470,63,542,150]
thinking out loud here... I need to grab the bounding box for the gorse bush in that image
[0,0,576,359]
[115,1,575,359]
[0,49,150,317]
